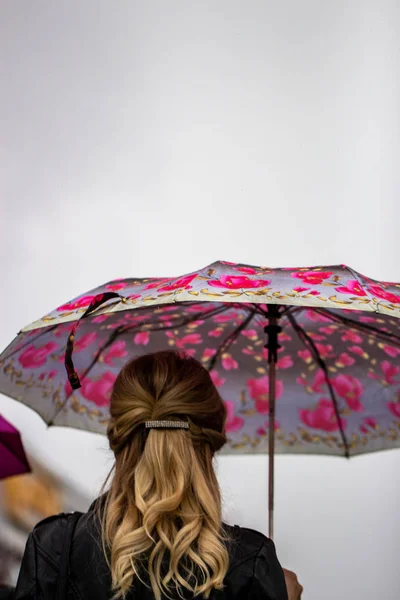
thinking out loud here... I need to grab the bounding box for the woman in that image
[15,351,302,599]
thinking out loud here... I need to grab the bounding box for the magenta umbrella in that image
[1,260,400,536]
[0,415,31,480]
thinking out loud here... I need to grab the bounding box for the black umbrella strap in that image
[65,292,125,390]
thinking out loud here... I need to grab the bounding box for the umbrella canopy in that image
[1,260,400,536]
[0,415,31,480]
[1,261,399,454]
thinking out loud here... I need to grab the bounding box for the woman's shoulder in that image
[31,510,90,552]
[222,525,287,598]
[224,523,275,565]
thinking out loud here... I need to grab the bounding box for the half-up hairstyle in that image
[101,350,229,599]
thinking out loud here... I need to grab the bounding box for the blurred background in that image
[1,1,399,598]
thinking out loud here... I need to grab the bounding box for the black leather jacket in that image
[14,502,288,599]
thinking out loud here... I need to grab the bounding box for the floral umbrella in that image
[1,261,400,537]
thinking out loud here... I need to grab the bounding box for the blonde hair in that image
[101,350,229,599]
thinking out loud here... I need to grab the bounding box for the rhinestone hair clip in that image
[145,420,189,430]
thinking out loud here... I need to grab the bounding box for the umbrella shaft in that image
[268,357,276,540]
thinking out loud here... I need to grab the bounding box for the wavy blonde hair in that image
[100,350,229,599]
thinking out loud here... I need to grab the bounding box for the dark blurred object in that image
[0,415,30,480]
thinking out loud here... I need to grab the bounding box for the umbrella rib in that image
[287,312,350,458]
[286,305,400,347]
[313,308,400,347]
[207,309,257,371]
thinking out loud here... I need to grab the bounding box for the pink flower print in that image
[280,332,292,342]
[224,401,244,432]
[54,323,76,338]
[203,348,217,359]
[188,319,205,327]
[335,280,367,297]
[19,342,58,368]
[349,345,364,356]
[364,416,377,428]
[359,316,377,324]
[185,306,204,314]
[235,266,257,274]
[369,285,400,305]
[382,345,400,358]
[277,355,293,369]
[75,332,97,352]
[106,282,127,291]
[210,371,226,387]
[308,333,327,341]
[333,375,364,412]
[388,401,400,418]
[107,320,128,331]
[381,360,400,385]
[47,370,57,379]
[92,314,109,324]
[311,370,328,393]
[162,305,180,312]
[159,318,173,327]
[305,310,331,323]
[144,278,173,290]
[242,348,255,356]
[341,330,363,344]
[176,333,202,348]
[134,331,150,346]
[298,349,312,362]
[300,399,346,432]
[57,295,95,312]
[360,416,378,433]
[241,329,258,340]
[293,286,310,293]
[315,343,334,359]
[335,353,355,367]
[292,271,333,285]
[181,348,196,358]
[158,274,197,292]
[80,372,117,407]
[265,419,280,431]
[209,327,223,338]
[296,374,308,387]
[103,341,128,365]
[319,326,336,336]
[256,420,280,436]
[160,314,174,322]
[208,275,271,289]
[221,355,239,371]
[247,376,284,414]
[214,312,238,323]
